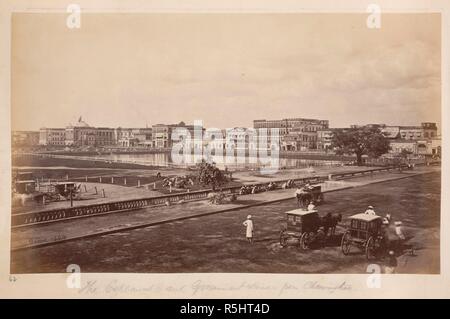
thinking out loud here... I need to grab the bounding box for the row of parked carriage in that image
[279,207,414,260]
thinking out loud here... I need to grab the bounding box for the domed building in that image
[64,117,114,147]
[65,117,96,146]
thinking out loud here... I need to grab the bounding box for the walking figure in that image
[243,215,254,243]
[384,250,398,274]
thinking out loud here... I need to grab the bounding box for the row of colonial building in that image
[12,118,199,149]
[253,118,440,156]
[12,117,441,156]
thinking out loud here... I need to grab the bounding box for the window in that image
[360,221,367,230]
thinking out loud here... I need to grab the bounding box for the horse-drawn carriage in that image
[42,182,81,202]
[279,209,326,250]
[340,213,383,260]
[54,182,81,199]
[340,213,416,260]
[296,184,324,207]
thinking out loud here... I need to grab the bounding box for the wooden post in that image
[94,186,98,195]
[169,185,172,193]
[66,174,69,181]
[138,180,141,187]
[124,178,127,185]
[111,176,114,183]
[85,176,88,182]
[99,177,102,183]
[70,189,73,207]
[102,189,106,198]
[84,184,87,192]
[153,182,156,190]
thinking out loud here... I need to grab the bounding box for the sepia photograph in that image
[9,10,442,275]
[1,0,449,300]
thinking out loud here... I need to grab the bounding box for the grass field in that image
[11,171,440,274]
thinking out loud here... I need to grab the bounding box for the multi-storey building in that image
[152,124,171,148]
[349,122,441,157]
[280,123,325,151]
[39,128,66,146]
[116,127,152,147]
[65,118,97,147]
[152,122,203,149]
[377,122,437,140]
[398,123,437,140]
[95,127,116,146]
[254,118,329,151]
[316,129,335,151]
[254,118,329,136]
[40,118,120,147]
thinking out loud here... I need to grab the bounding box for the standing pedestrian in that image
[384,250,398,274]
[307,200,316,211]
[243,215,254,243]
[395,221,405,240]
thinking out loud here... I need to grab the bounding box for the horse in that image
[321,213,342,237]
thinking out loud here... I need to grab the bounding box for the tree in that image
[331,127,390,165]
[196,160,228,189]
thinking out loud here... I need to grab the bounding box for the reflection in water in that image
[88,153,343,169]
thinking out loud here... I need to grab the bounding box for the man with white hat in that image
[395,221,405,240]
[243,215,254,243]
[307,200,316,212]
[364,205,377,215]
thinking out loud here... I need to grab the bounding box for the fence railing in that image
[11,163,435,228]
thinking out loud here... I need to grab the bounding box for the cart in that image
[296,185,324,207]
[279,209,325,250]
[340,213,384,260]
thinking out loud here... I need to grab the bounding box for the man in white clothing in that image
[243,215,254,243]
[364,205,377,215]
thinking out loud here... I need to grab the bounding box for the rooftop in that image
[348,213,382,222]
[285,209,318,216]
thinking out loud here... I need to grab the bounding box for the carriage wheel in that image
[279,230,288,247]
[341,231,351,255]
[299,232,312,250]
[365,236,377,260]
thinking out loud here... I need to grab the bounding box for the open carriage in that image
[296,184,324,207]
[46,182,82,201]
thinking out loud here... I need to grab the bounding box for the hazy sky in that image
[12,13,441,131]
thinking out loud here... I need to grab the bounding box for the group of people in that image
[363,205,407,273]
[363,205,405,240]
[239,181,278,195]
